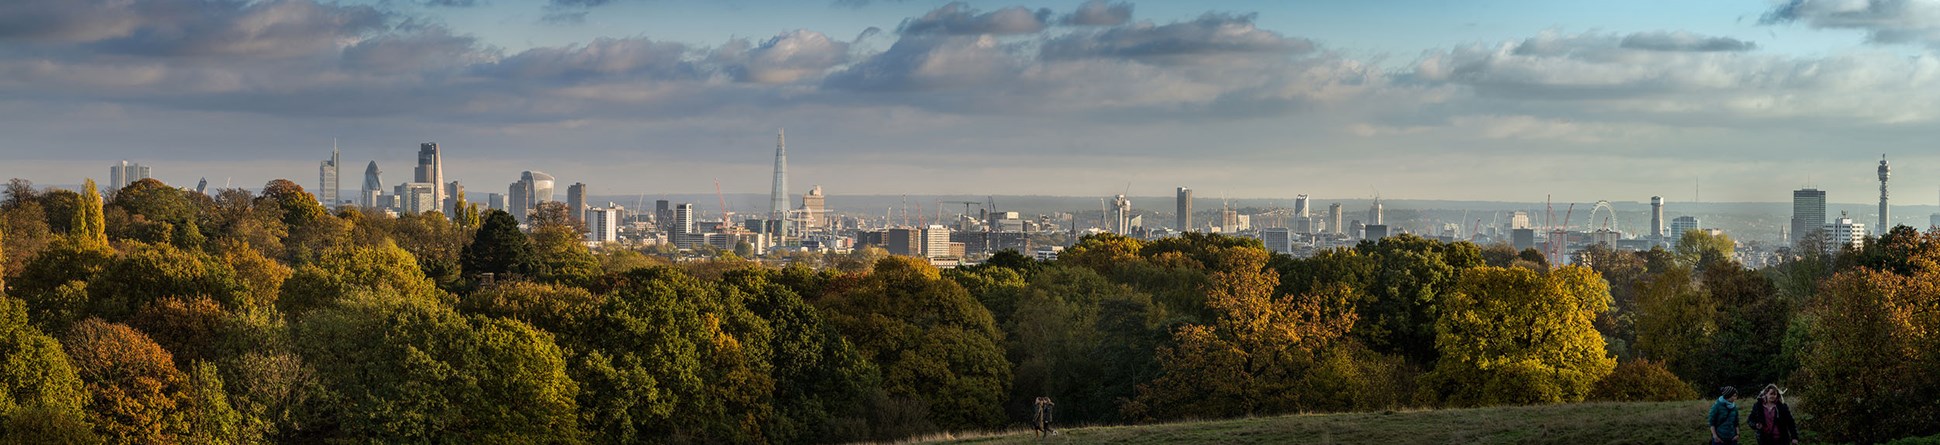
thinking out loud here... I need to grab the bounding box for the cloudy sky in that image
[2,0,1938,205]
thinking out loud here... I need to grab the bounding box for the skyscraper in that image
[567,182,588,225]
[318,142,339,207]
[1367,197,1384,226]
[1328,203,1343,234]
[415,143,444,214]
[656,200,673,233]
[508,181,528,222]
[444,181,465,216]
[1112,194,1133,234]
[1176,187,1192,231]
[108,160,150,191]
[768,129,789,242]
[1294,194,1310,219]
[511,171,555,222]
[674,203,697,248]
[588,204,621,244]
[361,161,383,209]
[1879,154,1891,235]
[1650,196,1665,239]
[1670,216,1699,237]
[802,186,826,230]
[1791,188,1827,246]
[1826,212,1866,251]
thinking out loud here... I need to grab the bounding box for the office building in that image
[1176,187,1193,231]
[922,225,952,258]
[1510,211,1532,230]
[1329,203,1344,234]
[1650,196,1665,238]
[886,227,921,257]
[509,171,555,222]
[108,160,151,191]
[1293,194,1310,232]
[1112,194,1133,234]
[415,143,444,214]
[673,203,698,248]
[487,193,506,211]
[1364,224,1389,240]
[588,204,621,244]
[1367,197,1384,226]
[1826,213,1866,251]
[567,182,588,225]
[802,185,826,230]
[1262,228,1293,254]
[656,200,673,233]
[1791,188,1827,246]
[395,182,437,214]
[360,161,383,209]
[444,181,465,216]
[1670,216,1699,237]
[1512,228,1536,250]
[318,144,339,207]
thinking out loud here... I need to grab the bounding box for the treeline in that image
[0,177,1934,444]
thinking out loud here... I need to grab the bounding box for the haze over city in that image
[4,0,1940,202]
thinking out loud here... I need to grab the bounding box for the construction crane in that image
[1471,218,1483,241]
[714,179,735,232]
[943,201,983,232]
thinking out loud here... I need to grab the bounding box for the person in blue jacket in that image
[1710,386,1740,445]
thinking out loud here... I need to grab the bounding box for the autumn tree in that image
[1797,267,1940,442]
[816,257,1011,431]
[72,180,106,247]
[1588,359,1698,402]
[529,201,599,286]
[86,242,246,321]
[1418,266,1615,407]
[63,319,194,444]
[10,243,114,333]
[1127,247,1368,420]
[280,242,447,316]
[461,210,535,279]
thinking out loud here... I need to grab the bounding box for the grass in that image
[920,400,1730,445]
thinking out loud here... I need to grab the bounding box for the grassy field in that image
[920,400,1735,445]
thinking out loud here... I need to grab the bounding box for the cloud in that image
[540,11,589,25]
[1619,31,1757,52]
[824,35,1017,91]
[898,2,1051,36]
[1061,0,1133,26]
[421,0,481,7]
[1040,13,1315,64]
[1761,0,1940,47]
[0,0,390,59]
[479,37,703,83]
[715,30,851,84]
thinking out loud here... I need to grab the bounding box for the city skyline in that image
[6,1,1940,201]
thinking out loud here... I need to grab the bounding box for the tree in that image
[1632,268,1714,376]
[1674,229,1735,270]
[1797,267,1940,443]
[295,300,582,443]
[529,202,599,286]
[461,210,535,278]
[11,243,115,333]
[86,242,247,322]
[256,180,323,229]
[719,268,883,443]
[1126,248,1371,420]
[1002,265,1164,425]
[184,361,243,445]
[0,297,92,439]
[1418,266,1615,407]
[72,180,106,247]
[816,257,1011,430]
[2,194,54,284]
[1589,359,1697,402]
[280,242,446,316]
[62,319,194,444]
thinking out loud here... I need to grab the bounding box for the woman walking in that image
[1747,384,1800,445]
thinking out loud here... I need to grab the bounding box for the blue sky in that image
[4,0,1940,206]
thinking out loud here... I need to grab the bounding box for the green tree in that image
[0,297,92,439]
[816,257,1011,430]
[256,180,324,229]
[184,361,242,445]
[529,202,600,286]
[72,180,106,247]
[295,300,582,443]
[461,210,536,279]
[1419,266,1615,407]
[719,268,883,443]
[280,242,446,316]
[11,243,114,333]
[86,242,247,321]
[1632,268,1714,376]
[62,319,194,444]
[1797,267,1940,443]
[1674,229,1735,270]
[1003,265,1165,425]
[2,193,55,284]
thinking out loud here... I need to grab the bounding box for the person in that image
[1033,397,1056,437]
[1710,386,1740,445]
[1747,384,1800,445]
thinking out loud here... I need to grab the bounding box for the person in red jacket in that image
[1747,384,1800,445]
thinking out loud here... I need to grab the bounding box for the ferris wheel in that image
[1588,200,1619,233]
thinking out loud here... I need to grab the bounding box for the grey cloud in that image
[1040,13,1314,63]
[341,25,489,74]
[549,0,619,7]
[824,35,1018,91]
[0,0,149,42]
[1761,0,1940,46]
[716,30,851,84]
[0,0,390,59]
[899,3,1051,35]
[478,38,703,83]
[1619,31,1757,52]
[540,11,589,25]
[1061,0,1133,26]
[422,0,481,7]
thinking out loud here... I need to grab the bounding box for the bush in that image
[1589,360,1699,402]
[1886,434,1940,445]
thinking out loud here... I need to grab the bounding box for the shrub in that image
[1589,360,1699,402]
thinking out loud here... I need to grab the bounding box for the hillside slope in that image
[929,400,1725,445]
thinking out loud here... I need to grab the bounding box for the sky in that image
[3,0,1940,205]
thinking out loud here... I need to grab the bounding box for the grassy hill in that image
[920,400,1731,445]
